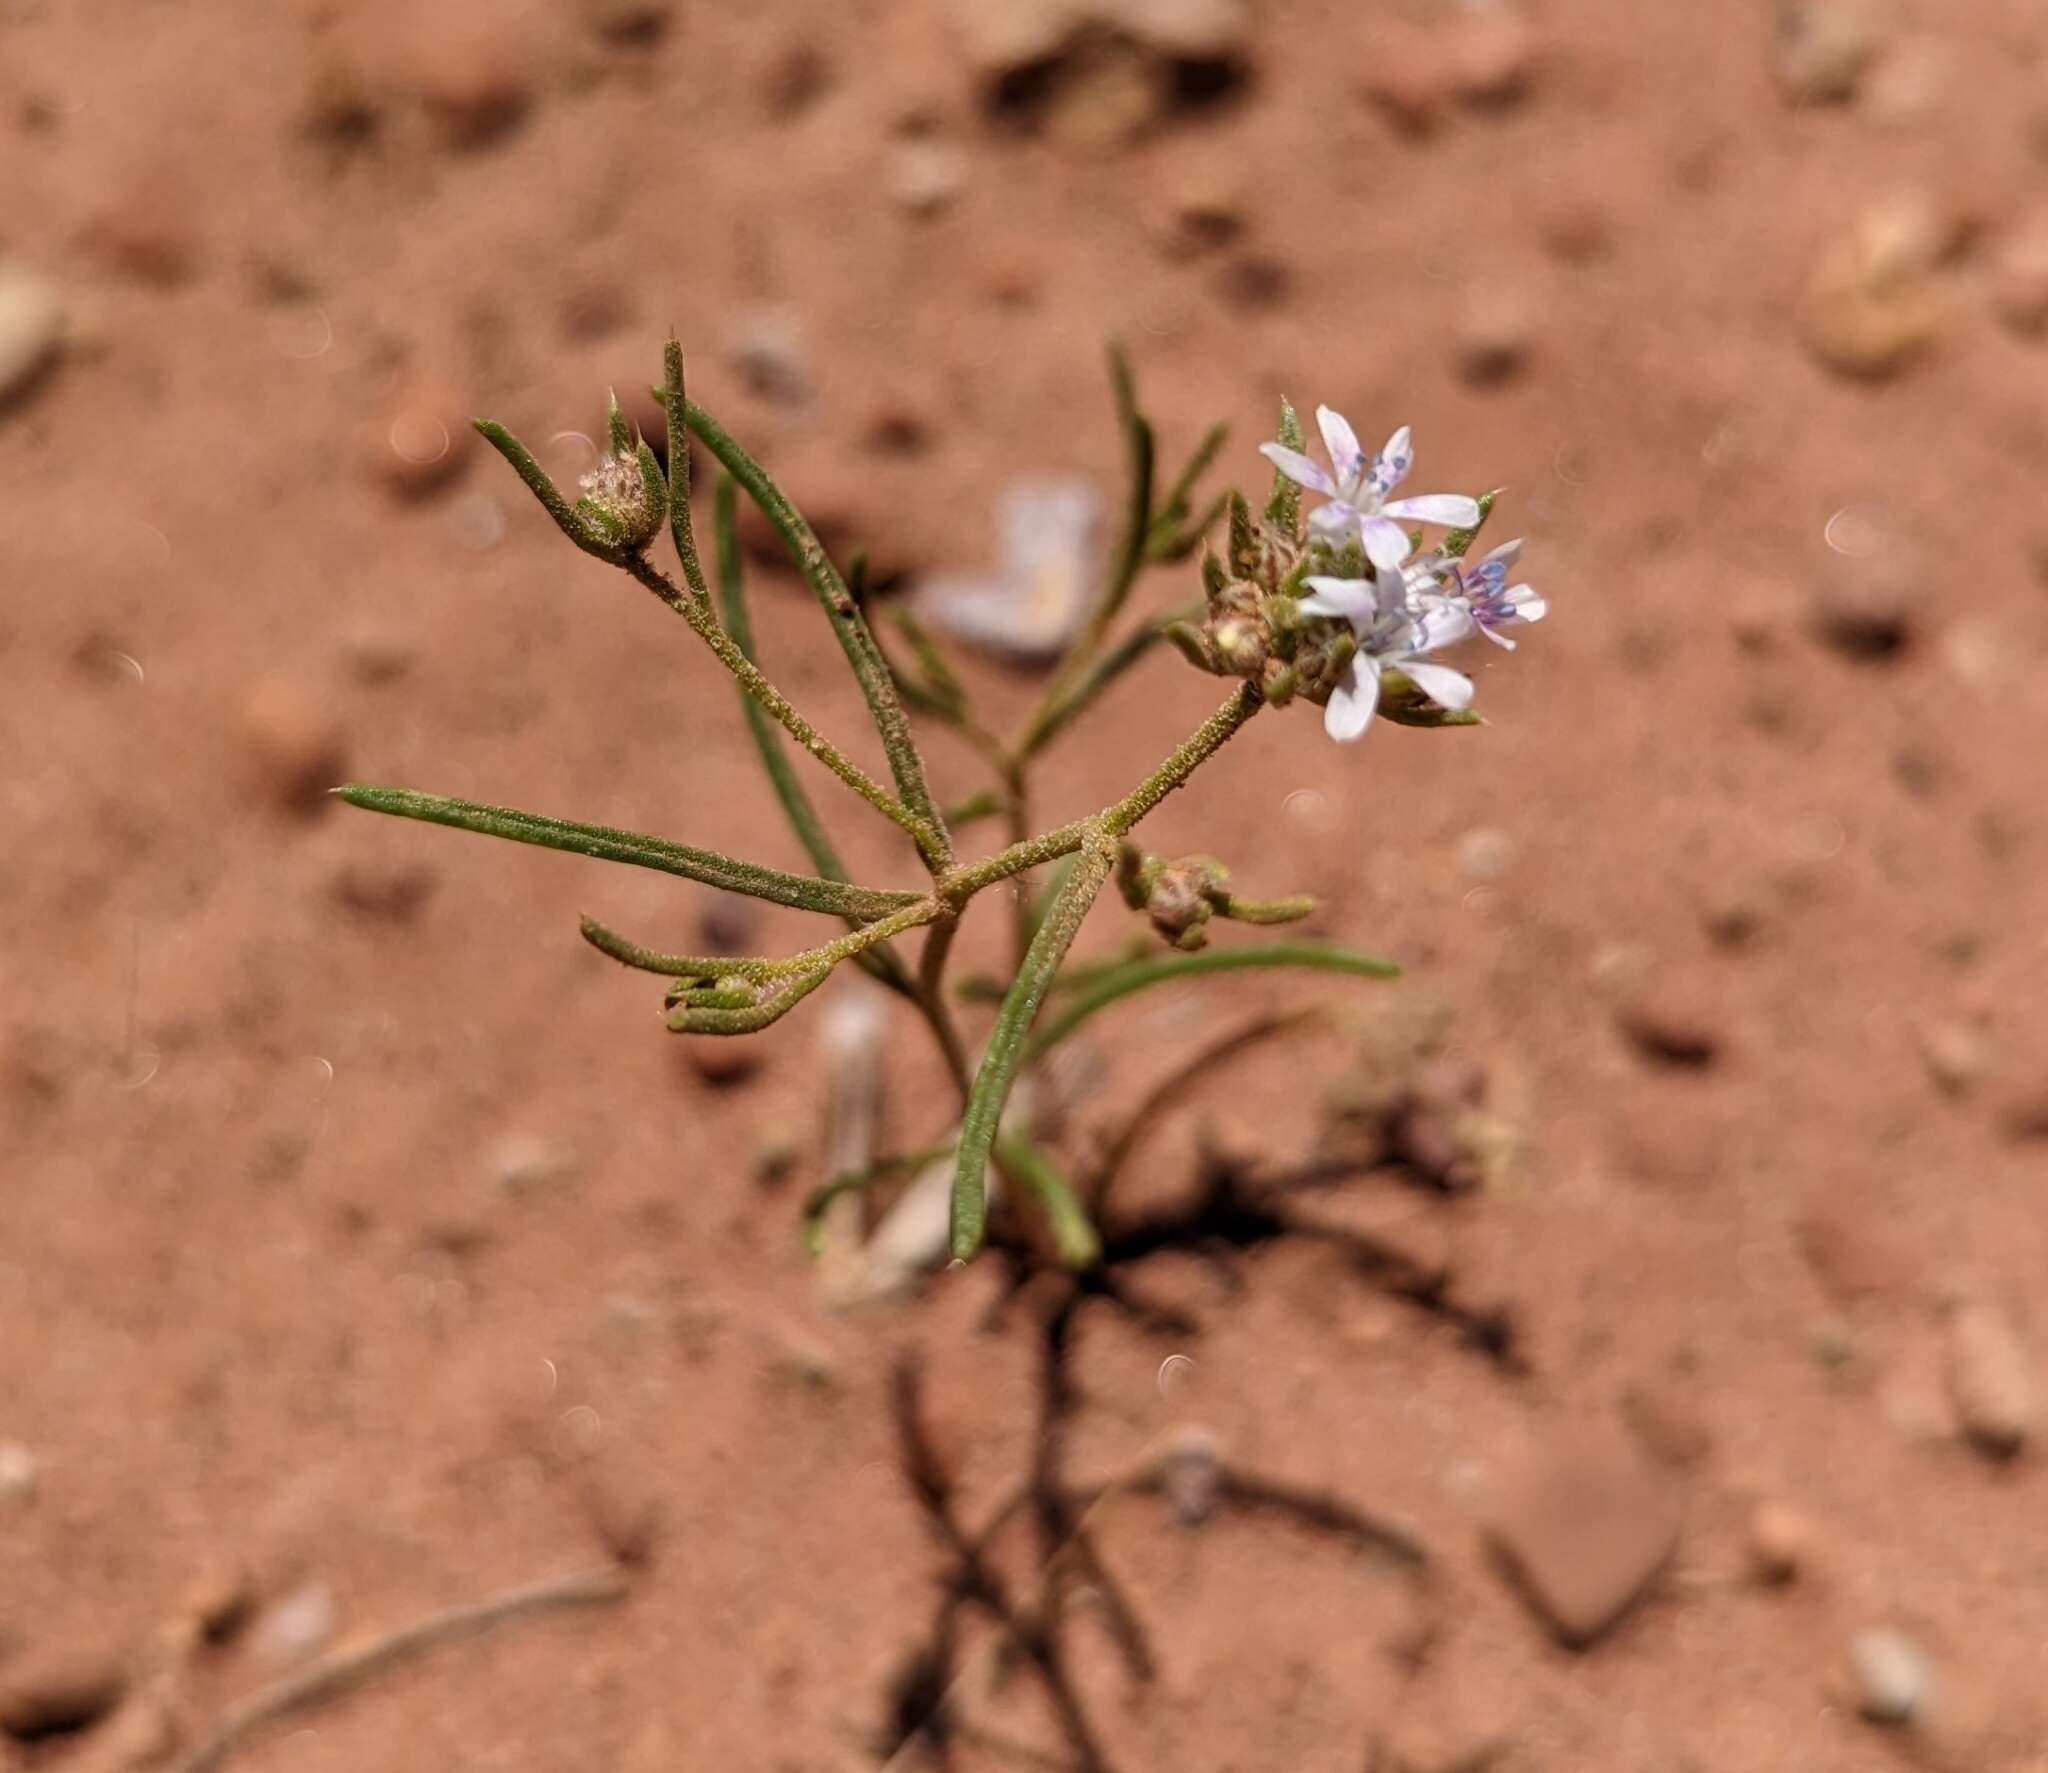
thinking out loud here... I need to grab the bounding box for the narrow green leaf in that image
[659,340,709,597]
[335,784,921,922]
[1440,489,1499,562]
[942,788,1006,828]
[1265,398,1305,535]
[1023,940,1399,1062]
[993,1135,1101,1269]
[683,398,949,868]
[1017,602,1200,760]
[951,837,1116,1261]
[800,1144,957,1257]
[474,420,621,565]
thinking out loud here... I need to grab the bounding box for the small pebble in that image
[580,0,672,45]
[330,859,438,922]
[252,1579,336,1667]
[0,1440,36,1506]
[1808,556,1915,660]
[239,674,349,817]
[1452,287,1533,387]
[413,29,533,148]
[885,138,967,217]
[728,308,812,407]
[1440,9,1538,108]
[1803,195,1957,381]
[1945,1298,2039,1459]
[1745,1497,1813,1584]
[0,1647,128,1742]
[1773,0,1880,105]
[1798,1208,1926,1304]
[372,383,475,501]
[1484,1429,1681,1648]
[181,1561,254,1647]
[1988,211,2048,339]
[1161,1425,1222,1527]
[1916,1018,1988,1097]
[0,261,65,410]
[918,477,1102,662]
[80,177,198,287]
[1456,827,1514,883]
[1849,1626,1931,1727]
[492,1132,580,1198]
[1613,994,1720,1068]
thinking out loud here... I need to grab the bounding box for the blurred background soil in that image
[5,0,2048,1768]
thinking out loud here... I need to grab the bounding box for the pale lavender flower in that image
[1260,408,1483,574]
[1449,537,1547,649]
[1297,570,1476,743]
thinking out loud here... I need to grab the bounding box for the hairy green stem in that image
[622,553,941,857]
[682,399,951,870]
[712,474,918,999]
[581,898,938,982]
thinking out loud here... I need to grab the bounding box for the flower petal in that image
[1506,587,1547,623]
[1307,501,1361,537]
[1258,443,1333,495]
[1384,493,1484,529]
[1362,516,1412,574]
[1316,405,1365,484]
[1298,576,1377,620]
[1483,537,1524,572]
[1400,661,1475,711]
[1411,598,1476,650]
[1375,426,1414,491]
[1323,657,1382,742]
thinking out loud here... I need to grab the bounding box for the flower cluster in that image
[1174,402,1545,743]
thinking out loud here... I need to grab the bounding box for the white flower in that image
[1297,569,1476,743]
[1448,537,1547,649]
[1260,407,1483,574]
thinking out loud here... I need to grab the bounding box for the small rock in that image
[1773,0,1881,106]
[1160,1425,1222,1526]
[960,0,1249,146]
[1988,211,2048,339]
[1440,8,1538,108]
[1613,994,1720,1068]
[1916,1018,1988,1096]
[80,178,199,287]
[330,859,438,922]
[699,891,761,957]
[181,1562,254,1647]
[727,308,812,407]
[251,1579,336,1667]
[762,43,833,120]
[1797,1208,1926,1304]
[371,383,475,501]
[1484,1428,1681,1648]
[0,1647,128,1742]
[681,1035,761,1088]
[492,1134,580,1198]
[1745,1498,1813,1585]
[1216,254,1292,310]
[303,56,382,150]
[579,0,671,46]
[1945,1299,2039,1459]
[577,1465,662,1567]
[1621,1380,1715,1470]
[412,29,533,149]
[0,261,65,411]
[1849,1627,1932,1727]
[0,1440,36,1506]
[1807,554,1916,660]
[1803,195,1958,381]
[885,137,967,217]
[2003,1084,2048,1142]
[917,476,1102,662]
[1452,286,1533,387]
[1456,828,1515,883]
[239,674,348,816]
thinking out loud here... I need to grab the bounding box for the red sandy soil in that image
[5,1,2048,1768]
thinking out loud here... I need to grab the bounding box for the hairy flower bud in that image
[575,440,666,552]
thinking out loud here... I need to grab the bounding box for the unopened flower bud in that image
[1210,614,1267,676]
[576,440,666,552]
